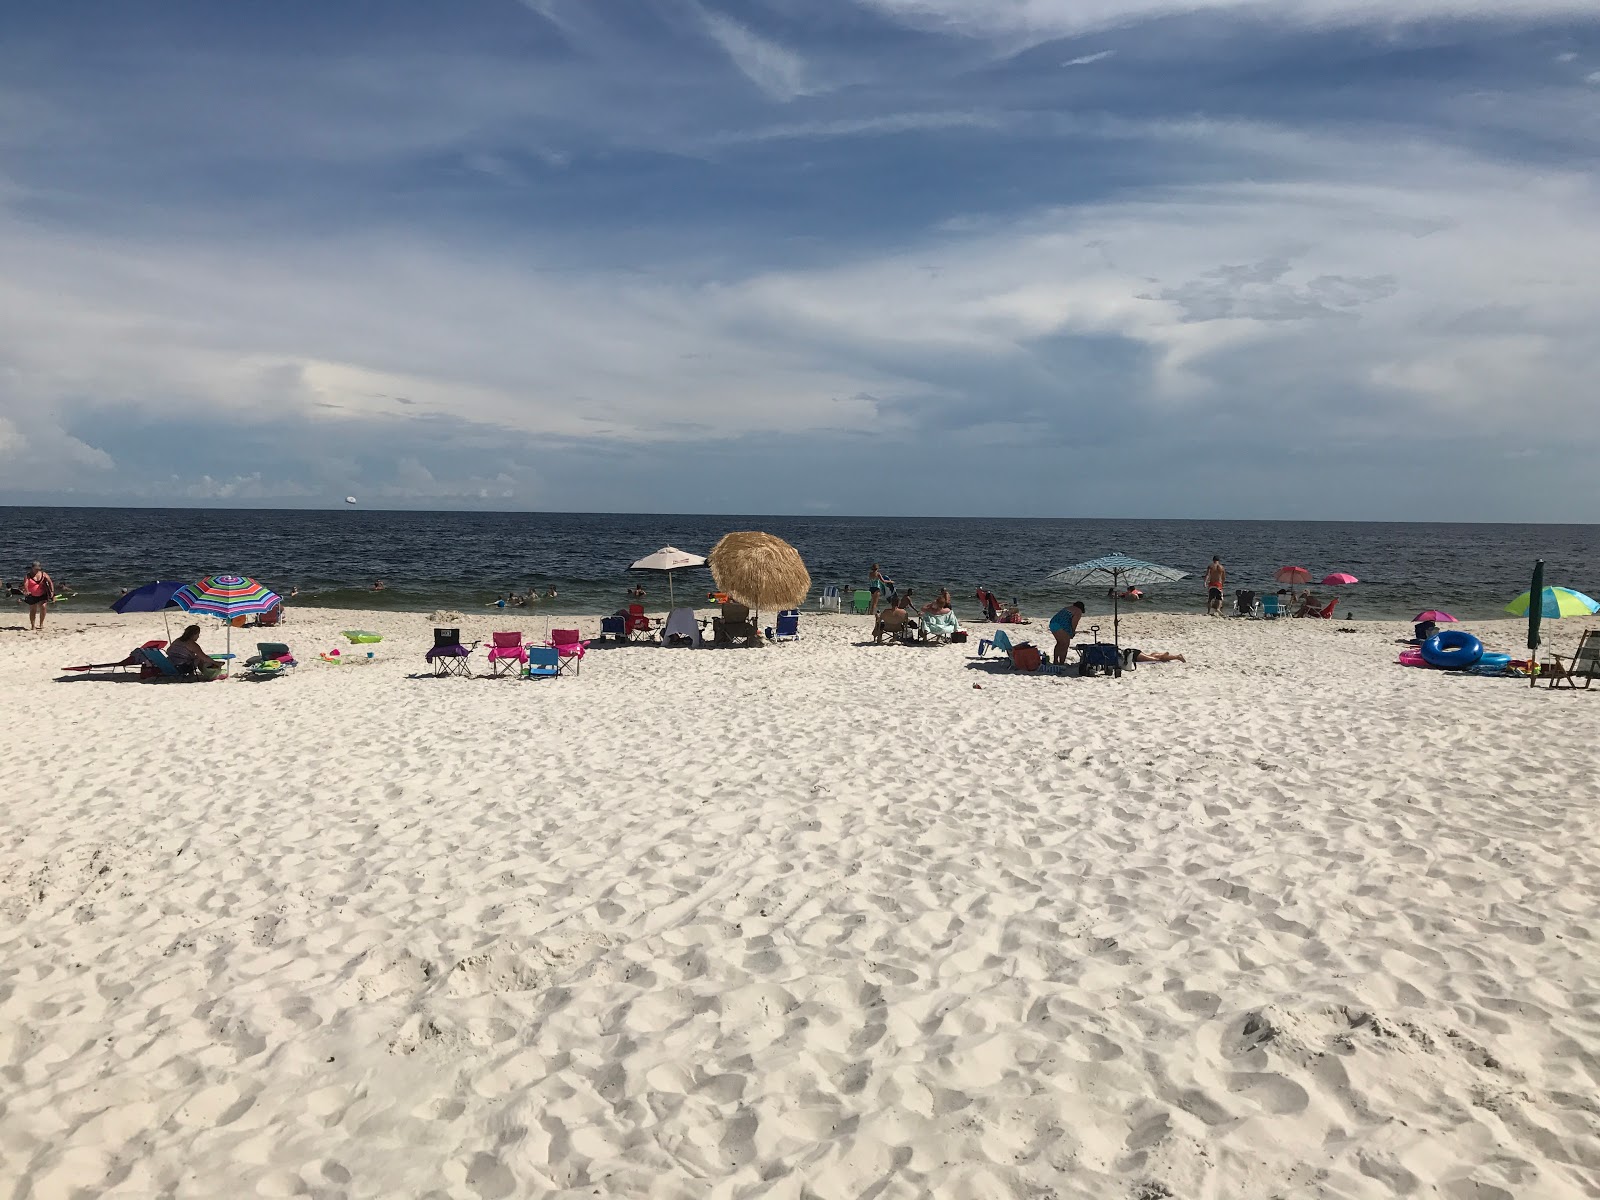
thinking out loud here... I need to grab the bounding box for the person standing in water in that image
[1204,556,1226,617]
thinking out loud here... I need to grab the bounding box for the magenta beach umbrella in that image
[1412,610,1456,624]
[1322,573,1359,586]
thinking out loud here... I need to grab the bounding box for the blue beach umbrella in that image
[110,580,187,639]
[1045,553,1188,668]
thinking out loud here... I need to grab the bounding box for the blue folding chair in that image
[1260,594,1282,619]
[599,614,628,642]
[976,629,1017,658]
[773,609,800,641]
[524,646,562,679]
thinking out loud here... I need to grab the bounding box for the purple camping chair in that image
[425,627,477,678]
[546,628,587,675]
[485,631,528,677]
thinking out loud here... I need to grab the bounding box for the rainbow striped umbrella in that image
[174,575,281,663]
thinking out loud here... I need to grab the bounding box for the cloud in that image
[701,12,813,102]
[1063,50,1116,66]
[852,0,1600,42]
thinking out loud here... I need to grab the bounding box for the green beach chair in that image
[853,590,872,614]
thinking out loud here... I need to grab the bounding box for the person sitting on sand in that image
[1048,600,1086,665]
[1000,600,1029,624]
[166,624,223,679]
[872,595,915,643]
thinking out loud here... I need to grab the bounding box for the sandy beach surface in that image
[3,604,1599,1199]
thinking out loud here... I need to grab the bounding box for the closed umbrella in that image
[629,546,706,608]
[173,574,282,665]
[1045,553,1188,670]
[110,580,187,639]
[1525,560,1545,690]
[707,532,811,619]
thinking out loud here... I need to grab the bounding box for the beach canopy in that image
[1321,573,1359,586]
[630,546,706,606]
[1412,610,1457,624]
[1505,584,1598,620]
[1045,553,1187,664]
[708,532,811,614]
[174,574,282,661]
[1275,566,1312,585]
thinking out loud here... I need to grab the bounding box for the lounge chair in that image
[254,604,284,628]
[547,628,588,674]
[660,607,703,647]
[523,646,562,679]
[1548,628,1599,690]
[426,627,476,677]
[63,639,169,676]
[485,632,528,677]
[712,602,762,647]
[772,609,800,642]
[1316,597,1337,620]
[852,590,872,615]
[818,586,841,613]
[920,611,959,644]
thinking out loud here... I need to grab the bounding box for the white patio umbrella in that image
[1046,552,1188,671]
[629,546,706,607]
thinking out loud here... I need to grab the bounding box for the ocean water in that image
[2,507,1596,623]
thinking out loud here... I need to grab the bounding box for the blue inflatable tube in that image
[1421,630,1484,669]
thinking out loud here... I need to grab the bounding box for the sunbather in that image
[1125,649,1186,663]
[166,625,223,680]
[873,597,913,643]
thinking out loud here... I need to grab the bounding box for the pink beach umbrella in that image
[1412,610,1457,624]
[1321,572,1359,586]
[1275,566,1311,585]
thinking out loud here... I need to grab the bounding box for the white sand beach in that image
[3,606,1599,1198]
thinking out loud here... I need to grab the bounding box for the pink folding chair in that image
[546,628,588,675]
[624,604,654,637]
[485,631,528,677]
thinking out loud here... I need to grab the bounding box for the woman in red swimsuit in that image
[21,562,54,631]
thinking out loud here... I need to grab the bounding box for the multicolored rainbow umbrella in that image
[173,575,282,663]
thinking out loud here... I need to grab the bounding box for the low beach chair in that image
[486,632,528,677]
[63,639,169,676]
[977,628,1014,657]
[134,646,194,680]
[660,607,703,647]
[599,614,628,642]
[426,627,476,677]
[713,602,763,647]
[920,611,959,644]
[1234,590,1259,618]
[245,642,297,679]
[624,604,655,638]
[818,585,841,613]
[773,610,800,642]
[1548,628,1600,690]
[523,646,562,679]
[852,590,872,614]
[1260,594,1282,619]
[547,628,587,674]
[254,604,283,628]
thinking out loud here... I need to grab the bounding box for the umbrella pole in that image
[1113,579,1122,676]
[668,571,674,608]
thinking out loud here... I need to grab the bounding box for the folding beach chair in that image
[523,645,562,680]
[852,590,872,614]
[1548,628,1600,690]
[660,607,703,647]
[426,627,476,677]
[1234,590,1259,618]
[712,602,762,647]
[254,604,284,628]
[599,614,628,642]
[546,628,587,675]
[1260,594,1282,619]
[485,632,528,677]
[920,611,959,644]
[624,604,655,639]
[772,609,800,642]
[135,646,195,680]
[244,642,297,680]
[818,585,841,613]
[63,639,169,676]
[976,628,1016,657]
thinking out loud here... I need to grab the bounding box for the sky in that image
[1,1,1598,519]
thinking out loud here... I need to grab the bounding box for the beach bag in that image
[1011,644,1043,672]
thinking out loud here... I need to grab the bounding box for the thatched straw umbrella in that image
[707,531,811,617]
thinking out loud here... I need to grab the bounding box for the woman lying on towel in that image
[1124,649,1186,663]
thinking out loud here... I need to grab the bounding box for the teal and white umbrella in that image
[1046,553,1188,664]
